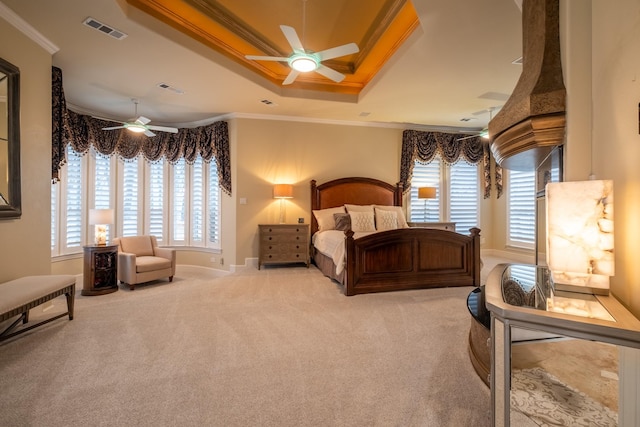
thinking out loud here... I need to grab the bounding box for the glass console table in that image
[485,263,640,427]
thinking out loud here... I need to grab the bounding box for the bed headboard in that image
[310,177,403,235]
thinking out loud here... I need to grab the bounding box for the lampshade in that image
[273,184,294,199]
[418,187,437,199]
[89,208,114,225]
[546,180,614,294]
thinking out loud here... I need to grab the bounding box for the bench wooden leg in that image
[65,290,74,321]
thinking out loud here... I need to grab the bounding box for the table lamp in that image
[546,180,614,295]
[273,184,293,224]
[418,186,437,222]
[89,208,115,246]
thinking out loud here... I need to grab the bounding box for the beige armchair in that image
[113,235,176,290]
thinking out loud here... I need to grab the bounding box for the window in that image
[507,169,536,249]
[51,148,221,257]
[409,156,480,233]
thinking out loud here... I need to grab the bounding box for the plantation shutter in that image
[64,149,83,249]
[191,157,204,244]
[507,169,536,248]
[172,158,187,243]
[450,161,479,233]
[121,160,139,237]
[207,161,220,245]
[410,160,440,222]
[148,162,164,241]
[94,153,113,242]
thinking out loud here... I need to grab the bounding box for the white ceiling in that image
[1,0,523,132]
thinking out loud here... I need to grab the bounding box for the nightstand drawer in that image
[258,224,310,269]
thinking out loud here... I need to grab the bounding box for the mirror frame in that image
[0,57,21,219]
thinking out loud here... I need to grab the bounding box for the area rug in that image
[511,367,617,427]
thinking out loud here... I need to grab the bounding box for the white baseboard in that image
[230,257,259,273]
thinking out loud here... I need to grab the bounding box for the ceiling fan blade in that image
[280,25,304,53]
[136,116,151,125]
[316,43,359,61]
[102,126,126,131]
[456,134,480,142]
[144,129,156,137]
[148,125,179,134]
[282,69,300,85]
[246,55,289,62]
[315,65,345,83]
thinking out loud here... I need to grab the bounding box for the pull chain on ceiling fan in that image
[245,0,359,85]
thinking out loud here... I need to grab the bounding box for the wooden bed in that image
[310,177,481,296]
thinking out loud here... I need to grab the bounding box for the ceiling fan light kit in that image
[289,54,318,72]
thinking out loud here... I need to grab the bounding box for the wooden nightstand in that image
[82,244,118,296]
[258,224,310,269]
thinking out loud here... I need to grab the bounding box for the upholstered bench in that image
[0,275,76,342]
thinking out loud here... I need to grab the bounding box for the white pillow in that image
[374,205,409,228]
[345,204,374,213]
[313,206,346,232]
[375,209,398,231]
[350,211,376,232]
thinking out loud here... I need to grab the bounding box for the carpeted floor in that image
[0,265,492,427]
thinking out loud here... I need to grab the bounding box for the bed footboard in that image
[344,228,481,296]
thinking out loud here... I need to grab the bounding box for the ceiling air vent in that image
[83,17,128,40]
[157,82,185,94]
[260,99,277,107]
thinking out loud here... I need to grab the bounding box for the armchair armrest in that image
[154,247,177,272]
[117,251,137,284]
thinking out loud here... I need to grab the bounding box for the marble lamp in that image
[546,180,614,295]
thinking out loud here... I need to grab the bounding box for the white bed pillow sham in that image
[374,205,409,228]
[349,211,376,232]
[345,204,375,213]
[313,206,346,232]
[375,209,398,231]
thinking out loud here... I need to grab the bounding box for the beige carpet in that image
[0,265,491,426]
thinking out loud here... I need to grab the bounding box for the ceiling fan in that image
[97,99,178,137]
[457,106,501,141]
[245,1,359,85]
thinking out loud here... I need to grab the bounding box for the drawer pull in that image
[269,246,272,249]
[269,237,272,240]
[269,255,272,259]
[296,236,299,240]
[268,228,272,232]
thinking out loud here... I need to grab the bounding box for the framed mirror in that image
[0,57,21,219]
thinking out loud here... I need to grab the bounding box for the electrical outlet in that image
[210,256,216,263]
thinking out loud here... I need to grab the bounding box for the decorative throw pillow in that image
[334,213,351,231]
[345,204,375,213]
[376,209,398,231]
[374,205,409,228]
[313,206,346,232]
[349,211,376,232]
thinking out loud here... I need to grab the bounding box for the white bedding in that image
[312,230,376,275]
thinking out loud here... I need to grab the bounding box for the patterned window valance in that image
[400,129,494,199]
[51,67,232,195]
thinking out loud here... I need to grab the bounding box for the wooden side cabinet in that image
[259,224,310,269]
[82,244,118,296]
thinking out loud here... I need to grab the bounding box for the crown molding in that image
[0,2,59,54]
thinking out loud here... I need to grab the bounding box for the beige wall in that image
[590,0,640,317]
[0,18,52,282]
